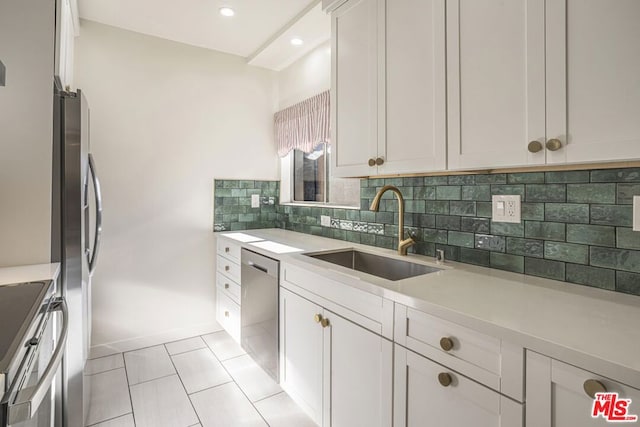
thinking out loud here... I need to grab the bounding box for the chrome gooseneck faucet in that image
[370,185,415,255]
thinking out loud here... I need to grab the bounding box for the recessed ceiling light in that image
[219,7,235,17]
[290,37,304,46]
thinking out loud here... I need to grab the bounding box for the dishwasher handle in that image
[241,248,279,279]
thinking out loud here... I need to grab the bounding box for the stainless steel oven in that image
[0,281,68,427]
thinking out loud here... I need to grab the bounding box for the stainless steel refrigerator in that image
[51,80,102,427]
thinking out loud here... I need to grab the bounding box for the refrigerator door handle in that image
[7,298,69,424]
[88,153,103,276]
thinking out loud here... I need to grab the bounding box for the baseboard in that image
[89,321,223,359]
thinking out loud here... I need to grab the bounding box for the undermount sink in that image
[305,249,441,281]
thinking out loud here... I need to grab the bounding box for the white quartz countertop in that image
[0,263,60,286]
[218,228,640,389]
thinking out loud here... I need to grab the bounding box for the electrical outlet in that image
[492,195,521,223]
[251,194,260,208]
[634,196,640,231]
[320,215,331,227]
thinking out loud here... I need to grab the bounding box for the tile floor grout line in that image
[213,350,273,427]
[252,390,285,404]
[166,344,204,427]
[186,379,235,396]
[127,372,177,388]
[85,412,134,427]
[121,354,138,427]
[94,330,223,360]
[166,344,208,357]
[85,365,126,377]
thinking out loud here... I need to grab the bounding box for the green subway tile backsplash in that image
[213,167,640,296]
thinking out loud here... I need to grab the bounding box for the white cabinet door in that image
[332,0,382,177]
[324,310,392,427]
[446,0,546,170]
[545,0,640,164]
[526,351,640,427]
[381,0,446,175]
[279,288,324,425]
[394,345,523,427]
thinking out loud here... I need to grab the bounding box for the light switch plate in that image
[251,194,260,208]
[634,196,640,231]
[492,195,521,223]
[320,215,331,227]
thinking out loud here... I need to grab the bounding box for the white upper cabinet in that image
[332,0,447,177]
[545,0,640,164]
[332,0,381,177]
[446,0,546,170]
[383,0,446,174]
[55,0,78,89]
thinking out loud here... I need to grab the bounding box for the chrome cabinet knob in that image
[375,157,384,166]
[439,337,454,352]
[225,247,230,253]
[368,158,376,167]
[528,141,543,153]
[224,265,230,272]
[546,138,562,151]
[224,311,229,318]
[438,372,453,387]
[224,283,229,289]
[584,379,607,398]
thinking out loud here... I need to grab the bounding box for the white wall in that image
[75,20,279,350]
[0,0,55,267]
[277,41,331,110]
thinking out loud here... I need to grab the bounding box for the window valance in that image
[274,90,330,157]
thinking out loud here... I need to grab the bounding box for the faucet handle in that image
[435,249,445,263]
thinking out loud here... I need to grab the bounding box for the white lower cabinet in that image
[394,345,523,427]
[526,351,640,427]
[279,287,392,427]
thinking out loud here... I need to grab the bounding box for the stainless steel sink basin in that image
[305,249,441,281]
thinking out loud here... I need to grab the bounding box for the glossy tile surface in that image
[222,354,282,402]
[165,336,207,355]
[86,353,125,375]
[86,331,315,427]
[85,368,132,426]
[254,393,316,427]
[130,374,199,427]
[87,413,135,427]
[190,382,267,427]
[124,345,176,385]
[172,347,231,394]
[202,330,245,361]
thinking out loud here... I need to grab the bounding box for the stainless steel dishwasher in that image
[240,248,280,382]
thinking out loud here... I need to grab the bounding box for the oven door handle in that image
[7,297,69,425]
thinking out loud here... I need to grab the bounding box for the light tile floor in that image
[85,330,316,427]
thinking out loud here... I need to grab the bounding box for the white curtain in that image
[274,90,330,157]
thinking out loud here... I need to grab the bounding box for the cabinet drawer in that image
[216,288,240,343]
[217,238,241,263]
[216,272,240,305]
[217,254,240,283]
[395,304,524,401]
[394,345,523,427]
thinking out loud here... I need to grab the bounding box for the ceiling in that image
[78,0,331,70]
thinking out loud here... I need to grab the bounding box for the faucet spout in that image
[369,185,415,255]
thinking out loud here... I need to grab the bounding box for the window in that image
[293,143,329,202]
[275,91,359,207]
